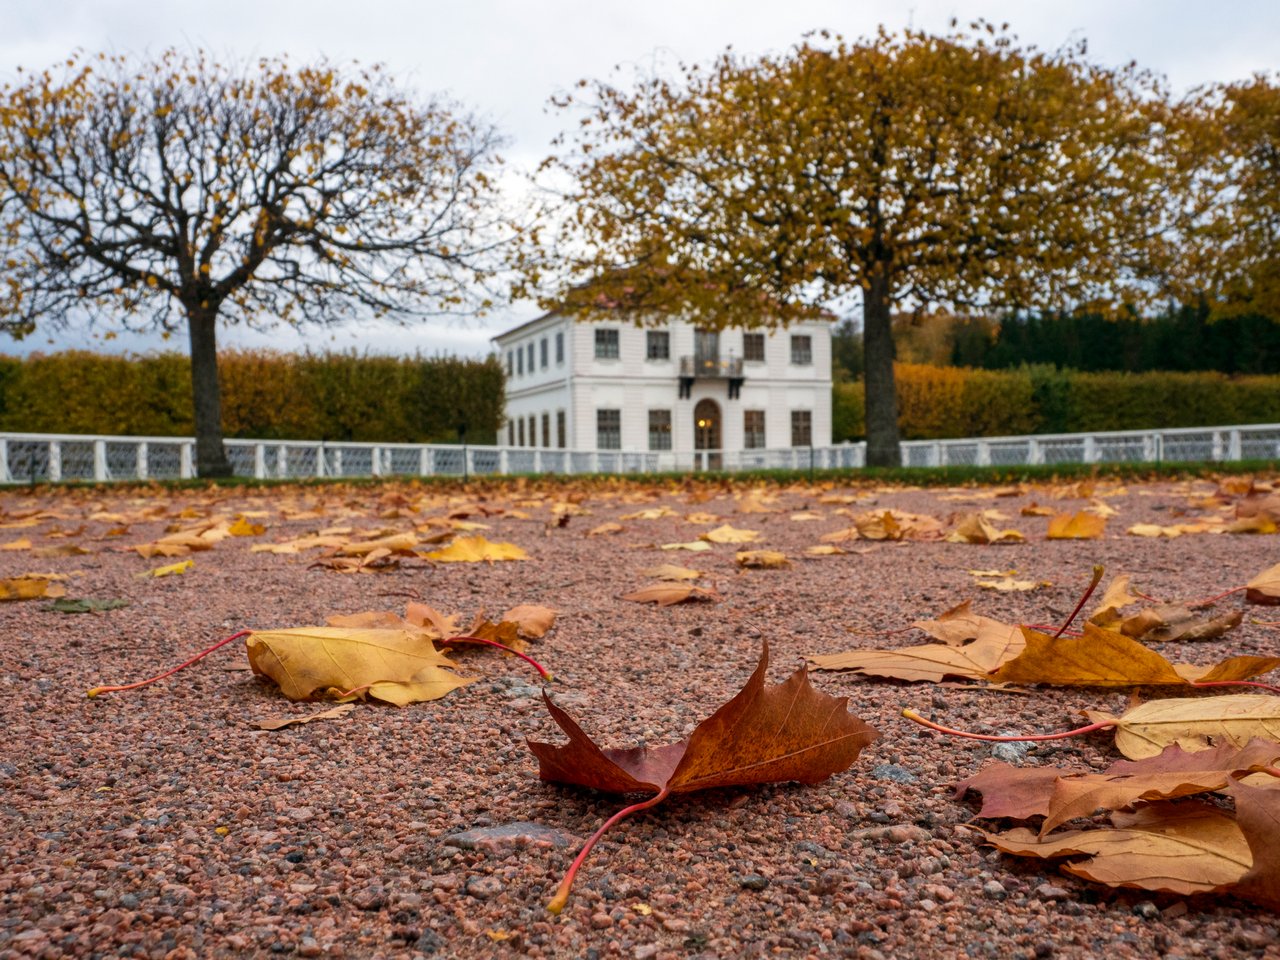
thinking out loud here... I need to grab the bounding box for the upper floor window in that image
[516,347,524,376]
[648,409,672,450]
[506,351,514,376]
[791,410,812,447]
[527,342,535,372]
[555,331,565,364]
[594,328,620,359]
[646,330,670,361]
[790,335,812,365]
[597,409,621,449]
[540,337,548,369]
[743,333,765,363]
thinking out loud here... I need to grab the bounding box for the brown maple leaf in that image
[528,644,878,912]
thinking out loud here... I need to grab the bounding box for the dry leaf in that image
[0,537,33,550]
[639,564,702,581]
[659,540,713,552]
[501,604,557,639]
[1020,502,1056,517]
[1046,512,1107,540]
[1120,605,1243,643]
[620,507,677,521]
[529,644,878,910]
[338,532,418,556]
[621,583,720,606]
[140,559,194,579]
[228,517,266,537]
[735,550,790,569]
[946,513,1024,544]
[1089,574,1143,625]
[1086,694,1280,759]
[700,524,762,544]
[254,703,356,731]
[975,577,1047,592]
[1247,562,1280,605]
[423,535,528,563]
[586,522,624,537]
[246,627,473,705]
[0,576,66,601]
[1230,780,1280,909]
[805,544,848,556]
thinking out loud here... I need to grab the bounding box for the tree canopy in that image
[0,50,514,475]
[535,23,1180,464]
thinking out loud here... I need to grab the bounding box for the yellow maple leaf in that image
[423,535,528,563]
[1046,512,1106,540]
[700,524,762,544]
[141,559,194,578]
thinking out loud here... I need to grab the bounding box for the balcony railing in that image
[679,354,744,378]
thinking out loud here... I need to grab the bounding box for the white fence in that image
[1,424,1278,484]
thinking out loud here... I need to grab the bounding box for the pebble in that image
[1035,883,1071,901]
[738,874,770,891]
[442,822,581,853]
[465,875,504,899]
[982,880,1008,900]
[1133,900,1160,919]
[871,763,917,784]
[990,741,1031,763]
[634,945,660,960]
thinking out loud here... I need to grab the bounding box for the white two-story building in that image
[492,314,832,469]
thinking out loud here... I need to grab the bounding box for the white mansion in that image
[492,314,832,468]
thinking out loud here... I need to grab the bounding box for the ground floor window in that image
[518,418,525,446]
[528,415,536,447]
[557,410,566,448]
[507,421,514,446]
[791,410,812,447]
[541,412,551,448]
[648,409,672,450]
[744,410,766,449]
[597,409,621,449]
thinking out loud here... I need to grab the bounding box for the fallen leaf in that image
[587,522,624,537]
[1247,562,1280,605]
[805,544,848,556]
[1088,574,1143,626]
[253,703,356,731]
[1230,780,1280,909]
[1086,694,1280,759]
[659,540,713,552]
[735,550,790,569]
[246,627,474,705]
[32,543,91,558]
[639,564,702,581]
[621,583,721,606]
[46,597,129,614]
[0,537,33,550]
[946,513,1024,544]
[140,559,194,579]
[1046,512,1107,540]
[1020,502,1056,517]
[975,577,1047,592]
[1120,605,1243,643]
[529,644,878,911]
[423,536,528,563]
[338,532,418,556]
[981,801,1251,896]
[228,517,266,536]
[0,576,66,601]
[700,524,762,544]
[620,506,677,521]
[789,511,823,522]
[501,604,557,639]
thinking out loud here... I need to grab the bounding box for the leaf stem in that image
[548,787,671,915]
[1187,585,1247,609]
[87,629,252,697]
[1022,624,1082,637]
[1054,565,1105,639]
[901,707,1115,742]
[443,635,552,681]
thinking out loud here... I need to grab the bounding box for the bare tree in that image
[0,50,514,475]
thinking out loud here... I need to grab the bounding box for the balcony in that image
[679,354,745,399]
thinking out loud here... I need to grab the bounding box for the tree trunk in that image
[186,306,232,478]
[862,267,901,467]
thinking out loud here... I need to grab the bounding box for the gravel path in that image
[2,474,1278,959]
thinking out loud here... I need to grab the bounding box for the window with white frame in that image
[540,337,548,369]
[507,421,514,446]
[516,347,524,376]
[541,412,550,447]
[648,409,672,450]
[646,330,670,361]
[743,333,765,363]
[506,351,513,376]
[555,331,564,364]
[527,342,535,372]
[791,410,812,447]
[556,410,566,448]
[518,418,525,446]
[597,409,621,449]
[744,410,766,449]
[528,415,536,447]
[594,328,619,359]
[790,334,812,365]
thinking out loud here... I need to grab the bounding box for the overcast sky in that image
[3,0,1278,359]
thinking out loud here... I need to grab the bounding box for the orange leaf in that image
[1046,512,1106,539]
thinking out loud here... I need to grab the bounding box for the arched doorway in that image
[693,398,721,470]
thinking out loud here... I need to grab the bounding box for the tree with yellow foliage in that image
[537,24,1178,465]
[0,51,513,476]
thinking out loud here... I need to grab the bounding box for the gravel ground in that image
[2,473,1279,960]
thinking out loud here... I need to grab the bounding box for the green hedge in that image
[833,363,1280,441]
[0,349,504,444]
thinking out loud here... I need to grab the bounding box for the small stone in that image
[1133,900,1159,920]
[833,800,859,819]
[297,938,322,958]
[465,875,503,899]
[119,893,139,909]
[590,912,612,929]
[923,883,955,903]
[1034,942,1054,958]
[634,945,660,960]
[442,822,581,854]
[1035,883,1070,901]
[917,899,937,913]
[990,741,1030,763]
[738,874,769,891]
[352,886,386,911]
[871,763,917,784]
[982,880,1007,900]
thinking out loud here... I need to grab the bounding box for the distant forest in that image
[832,306,1280,378]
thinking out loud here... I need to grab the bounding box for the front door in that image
[693,398,722,470]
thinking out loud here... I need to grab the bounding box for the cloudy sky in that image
[3,0,1278,358]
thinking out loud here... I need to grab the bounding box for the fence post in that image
[0,438,7,484]
[419,447,429,476]
[48,441,61,482]
[1228,429,1242,462]
[1211,431,1224,462]
[180,443,193,479]
[137,442,149,480]
[315,443,325,479]
[92,440,107,482]
[276,445,287,479]
[976,440,990,467]
[371,447,382,477]
[1027,438,1041,466]
[254,443,266,480]
[1083,436,1097,464]
[499,449,509,476]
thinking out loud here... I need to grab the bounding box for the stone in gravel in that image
[991,740,1031,763]
[466,875,504,899]
[1035,883,1071,901]
[503,684,543,699]
[119,893,139,909]
[442,821,582,854]
[352,885,386,911]
[738,874,770,891]
[982,880,1008,900]
[1133,900,1159,919]
[634,945,660,960]
[871,763,917,784]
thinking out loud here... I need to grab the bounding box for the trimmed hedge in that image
[833,363,1280,441]
[0,349,505,444]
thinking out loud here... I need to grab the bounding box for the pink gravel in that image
[1,474,1279,959]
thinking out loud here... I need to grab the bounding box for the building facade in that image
[492,314,832,467]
